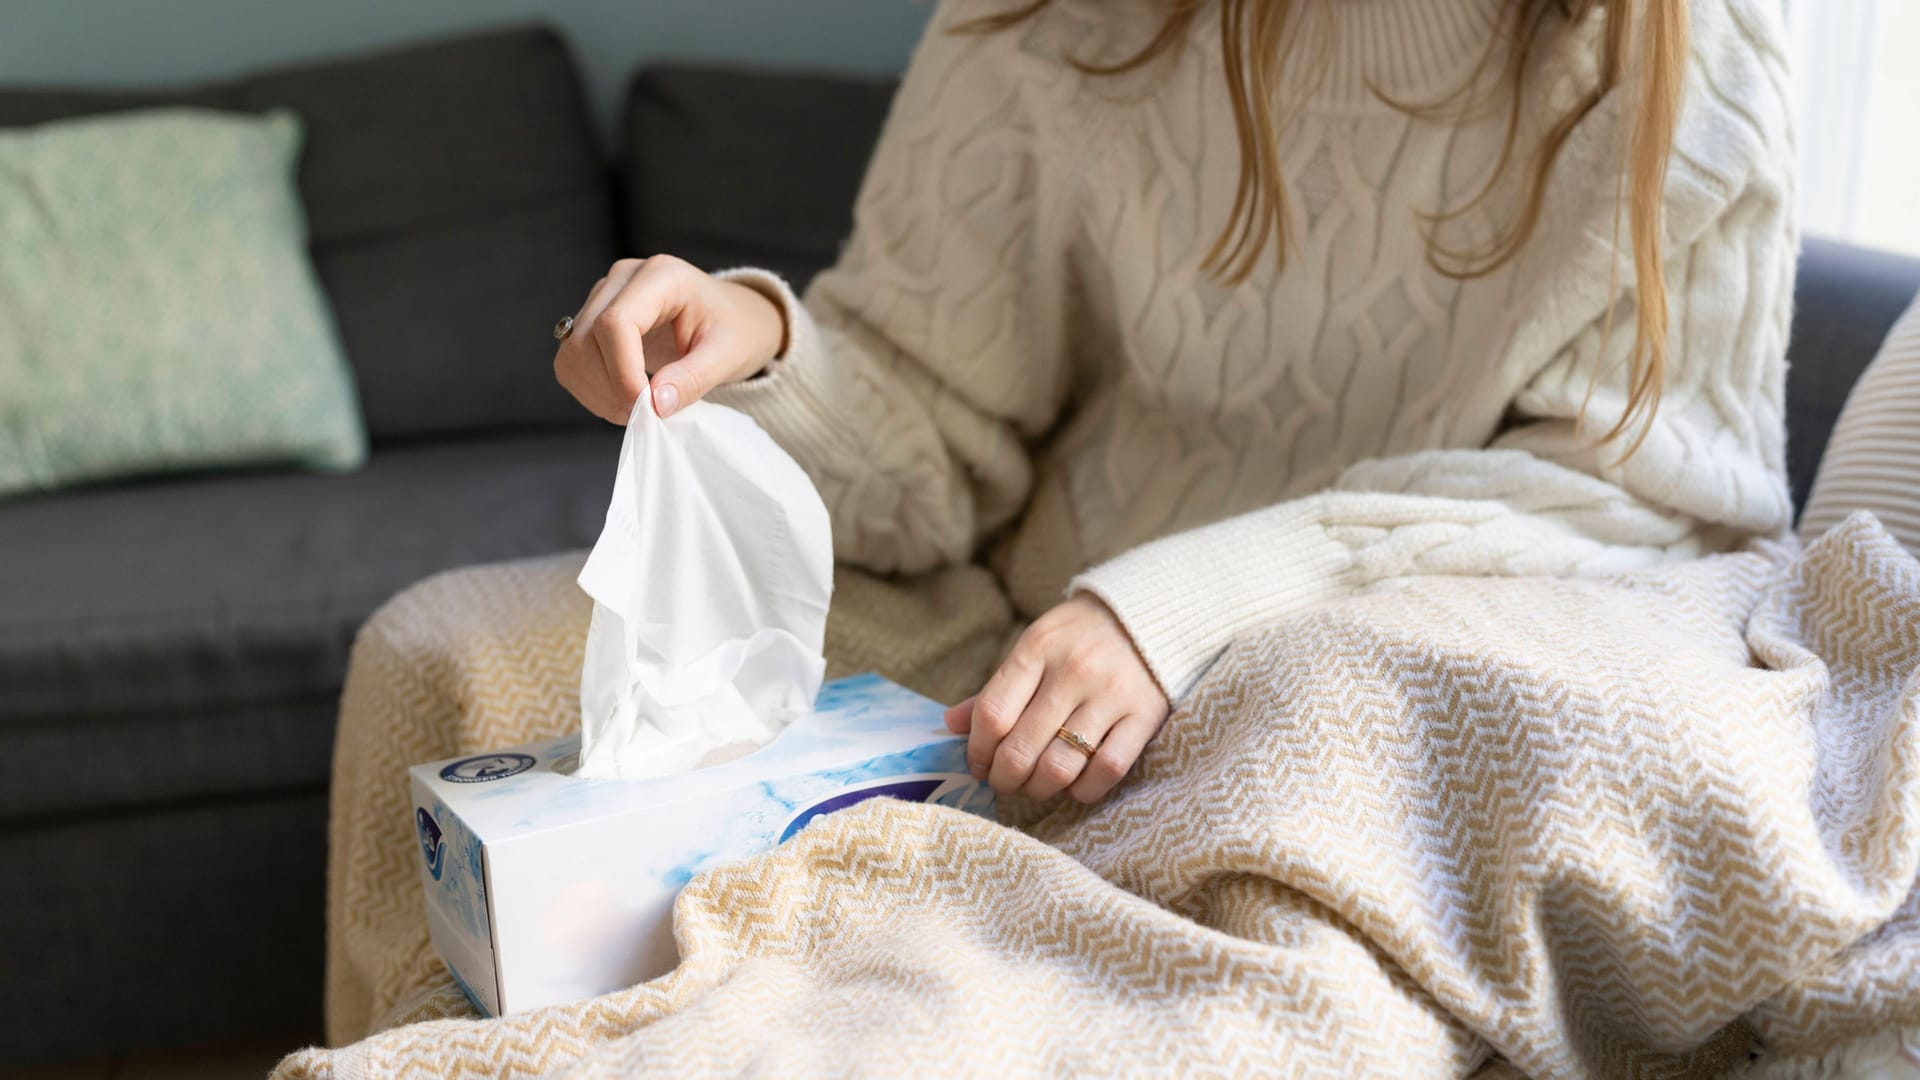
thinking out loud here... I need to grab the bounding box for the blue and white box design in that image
[410,673,995,1016]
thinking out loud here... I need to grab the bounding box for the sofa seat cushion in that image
[0,428,619,823]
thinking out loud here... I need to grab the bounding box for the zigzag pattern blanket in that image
[278,513,1920,1078]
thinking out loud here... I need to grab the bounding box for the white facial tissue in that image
[574,381,834,780]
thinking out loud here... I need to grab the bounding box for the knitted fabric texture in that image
[707,0,1797,702]
[286,514,1919,1078]
[302,0,1836,1073]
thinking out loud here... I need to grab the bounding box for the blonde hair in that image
[965,0,1690,453]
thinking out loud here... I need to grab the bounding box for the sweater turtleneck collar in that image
[1290,0,1511,111]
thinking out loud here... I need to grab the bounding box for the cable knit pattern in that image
[711,0,1796,701]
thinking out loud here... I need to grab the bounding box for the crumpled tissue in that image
[575,381,833,780]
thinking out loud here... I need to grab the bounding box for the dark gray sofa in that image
[0,22,1915,1067]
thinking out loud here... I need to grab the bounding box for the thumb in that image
[944,696,977,734]
[649,337,736,419]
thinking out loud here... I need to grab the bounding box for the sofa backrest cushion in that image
[624,65,896,290]
[0,25,615,441]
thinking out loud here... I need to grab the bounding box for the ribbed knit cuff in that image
[1070,497,1359,703]
[707,267,856,474]
[714,267,805,362]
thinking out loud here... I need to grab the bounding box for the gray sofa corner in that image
[1,24,1917,1068]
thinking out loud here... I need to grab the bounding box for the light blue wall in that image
[0,0,935,136]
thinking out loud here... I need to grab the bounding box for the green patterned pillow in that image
[0,107,365,496]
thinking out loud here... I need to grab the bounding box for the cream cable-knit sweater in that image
[710,0,1796,702]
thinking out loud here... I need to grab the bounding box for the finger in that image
[987,670,1077,797]
[591,308,652,422]
[944,696,976,735]
[554,261,644,423]
[1021,704,1118,802]
[574,258,642,335]
[1066,711,1161,805]
[594,263,690,419]
[967,652,1042,782]
[555,346,628,425]
[606,257,720,417]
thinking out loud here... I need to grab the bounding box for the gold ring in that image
[1053,726,1098,758]
[554,314,575,342]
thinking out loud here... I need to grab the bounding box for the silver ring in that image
[553,314,575,342]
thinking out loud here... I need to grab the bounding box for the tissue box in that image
[411,673,995,1016]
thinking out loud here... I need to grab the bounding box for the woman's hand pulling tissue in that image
[945,594,1169,805]
[554,256,788,424]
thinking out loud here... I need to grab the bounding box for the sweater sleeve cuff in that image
[706,267,852,471]
[1069,498,1358,703]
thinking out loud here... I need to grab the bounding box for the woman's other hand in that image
[554,256,788,423]
[945,594,1170,804]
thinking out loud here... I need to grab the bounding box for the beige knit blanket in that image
[278,513,1920,1079]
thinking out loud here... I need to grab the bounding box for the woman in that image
[326,0,1795,1046]
[550,0,1792,802]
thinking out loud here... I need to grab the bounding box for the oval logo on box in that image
[778,774,973,843]
[439,752,536,783]
[416,808,446,881]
